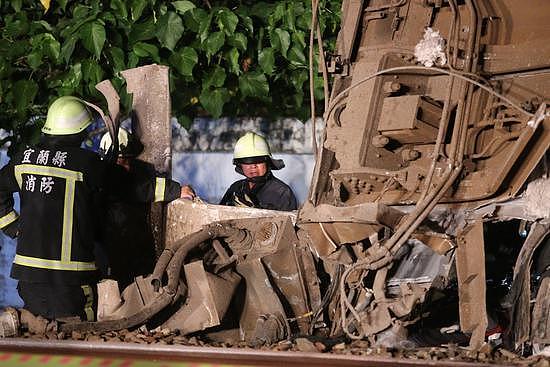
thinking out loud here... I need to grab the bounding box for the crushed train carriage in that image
[59,0,549,354]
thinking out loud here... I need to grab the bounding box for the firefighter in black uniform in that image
[220,132,297,211]
[98,127,194,290]
[0,96,190,321]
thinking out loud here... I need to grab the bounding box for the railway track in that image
[0,339,510,367]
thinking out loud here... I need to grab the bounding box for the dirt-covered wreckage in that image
[7,0,550,355]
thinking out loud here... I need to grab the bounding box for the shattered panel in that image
[162,261,240,333]
[456,220,488,349]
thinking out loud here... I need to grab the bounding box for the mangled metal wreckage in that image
[60,0,550,354]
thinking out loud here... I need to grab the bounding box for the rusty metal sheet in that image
[483,41,550,74]
[456,219,488,349]
[162,261,240,333]
[236,260,289,344]
[298,222,381,258]
[411,232,455,255]
[298,201,404,228]
[262,218,315,334]
[95,275,164,322]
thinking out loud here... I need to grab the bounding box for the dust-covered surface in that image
[12,327,549,366]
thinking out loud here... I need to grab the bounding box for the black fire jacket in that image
[0,135,179,285]
[220,171,297,211]
[100,159,181,289]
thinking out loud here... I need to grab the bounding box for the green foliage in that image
[0,0,340,150]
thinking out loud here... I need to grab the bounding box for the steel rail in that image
[0,339,504,367]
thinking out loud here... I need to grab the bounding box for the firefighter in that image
[220,132,297,211]
[0,97,191,321]
[0,96,107,321]
[98,127,194,290]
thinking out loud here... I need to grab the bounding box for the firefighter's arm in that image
[0,162,19,238]
[132,175,195,203]
[152,178,195,202]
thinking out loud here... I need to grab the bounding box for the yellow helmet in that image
[42,96,92,135]
[232,132,284,171]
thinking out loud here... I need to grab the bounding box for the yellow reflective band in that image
[14,164,83,188]
[154,177,166,202]
[14,164,83,266]
[61,179,76,262]
[81,285,95,321]
[14,254,97,271]
[0,210,18,229]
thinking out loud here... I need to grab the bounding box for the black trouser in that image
[17,281,97,321]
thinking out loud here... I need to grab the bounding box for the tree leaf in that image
[27,52,43,70]
[57,0,69,11]
[127,52,139,68]
[284,2,296,31]
[291,30,306,49]
[110,0,128,20]
[60,36,77,64]
[228,33,247,51]
[128,17,156,43]
[290,69,308,91]
[237,13,254,35]
[288,46,306,66]
[269,28,290,58]
[11,0,22,12]
[226,47,240,75]
[155,11,184,51]
[34,20,54,32]
[203,31,225,58]
[199,11,214,43]
[176,114,193,129]
[199,87,230,118]
[80,21,106,59]
[132,42,160,63]
[180,8,205,34]
[216,8,238,36]
[172,1,195,14]
[82,58,104,85]
[2,16,29,38]
[42,34,61,63]
[169,46,198,76]
[268,2,286,26]
[73,5,90,19]
[0,58,12,79]
[239,71,269,98]
[250,2,274,22]
[203,65,226,89]
[109,47,125,73]
[30,33,60,64]
[61,63,82,92]
[13,80,38,115]
[130,0,147,21]
[258,47,275,75]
